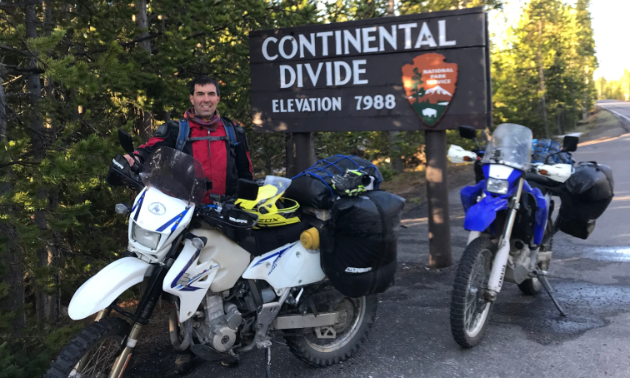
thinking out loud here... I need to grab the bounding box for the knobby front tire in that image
[450,237,495,348]
[45,317,130,378]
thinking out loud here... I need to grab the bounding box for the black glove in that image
[332,169,371,197]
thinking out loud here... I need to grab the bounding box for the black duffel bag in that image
[286,155,383,209]
[320,190,405,298]
[558,161,614,239]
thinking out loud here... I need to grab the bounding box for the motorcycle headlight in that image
[132,222,161,250]
[486,177,509,195]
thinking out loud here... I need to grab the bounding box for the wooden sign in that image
[249,7,490,132]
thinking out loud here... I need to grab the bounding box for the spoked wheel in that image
[451,237,495,348]
[285,294,377,367]
[45,317,130,378]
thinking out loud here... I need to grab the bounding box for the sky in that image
[488,0,630,81]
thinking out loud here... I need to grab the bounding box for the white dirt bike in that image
[45,131,377,378]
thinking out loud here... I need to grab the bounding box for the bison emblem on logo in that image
[402,53,458,127]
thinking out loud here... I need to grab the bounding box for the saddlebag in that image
[285,155,383,209]
[558,162,614,239]
[320,190,405,298]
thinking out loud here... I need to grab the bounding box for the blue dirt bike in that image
[447,123,579,348]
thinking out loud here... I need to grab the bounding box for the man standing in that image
[124,75,252,372]
[125,75,253,200]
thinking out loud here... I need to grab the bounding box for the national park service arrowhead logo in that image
[402,53,458,127]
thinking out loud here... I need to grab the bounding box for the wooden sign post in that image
[249,7,491,268]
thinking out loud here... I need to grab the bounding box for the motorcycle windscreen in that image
[481,123,533,171]
[464,195,508,232]
[140,146,206,204]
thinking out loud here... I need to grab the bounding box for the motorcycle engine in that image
[506,239,532,283]
[196,294,242,353]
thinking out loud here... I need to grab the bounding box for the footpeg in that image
[535,271,566,317]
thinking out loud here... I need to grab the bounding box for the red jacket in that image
[134,117,253,201]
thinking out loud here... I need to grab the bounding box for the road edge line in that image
[599,105,630,133]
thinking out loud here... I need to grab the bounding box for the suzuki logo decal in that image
[148,202,167,216]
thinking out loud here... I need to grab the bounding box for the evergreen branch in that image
[74,33,163,56]
[0,43,30,56]
[6,92,31,97]
[0,1,42,9]
[0,13,48,69]
[3,63,44,74]
[0,160,40,169]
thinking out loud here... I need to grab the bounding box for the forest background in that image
[0,0,615,375]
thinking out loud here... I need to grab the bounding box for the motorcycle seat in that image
[238,219,312,256]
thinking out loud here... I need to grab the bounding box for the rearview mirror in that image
[118,129,135,154]
[237,179,259,201]
[459,125,478,140]
[563,135,579,152]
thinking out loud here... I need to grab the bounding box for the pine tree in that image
[492,0,597,137]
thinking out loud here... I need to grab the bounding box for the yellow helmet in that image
[235,176,301,228]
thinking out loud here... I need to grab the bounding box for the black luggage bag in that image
[558,161,614,239]
[286,155,383,209]
[320,190,405,298]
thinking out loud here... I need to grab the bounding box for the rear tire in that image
[45,317,130,378]
[284,294,377,367]
[450,237,495,348]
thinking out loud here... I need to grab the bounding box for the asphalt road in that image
[127,108,630,378]
[598,100,630,132]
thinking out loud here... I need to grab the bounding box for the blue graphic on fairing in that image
[132,190,146,222]
[171,249,203,291]
[157,207,191,232]
[522,180,548,245]
[464,195,508,232]
[253,243,296,276]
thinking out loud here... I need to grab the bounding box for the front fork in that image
[102,234,184,378]
[485,177,524,302]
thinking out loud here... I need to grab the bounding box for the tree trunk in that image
[537,21,549,139]
[583,73,590,120]
[25,2,45,159]
[135,0,151,54]
[0,62,24,328]
[135,0,153,140]
[44,1,55,129]
[0,64,6,143]
[386,0,404,173]
[26,1,59,323]
[0,222,26,335]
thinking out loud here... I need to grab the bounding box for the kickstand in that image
[265,346,272,378]
[536,271,567,317]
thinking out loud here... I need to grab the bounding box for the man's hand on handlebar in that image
[123,154,135,167]
[123,154,142,173]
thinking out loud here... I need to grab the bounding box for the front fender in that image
[464,195,508,232]
[68,257,151,320]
